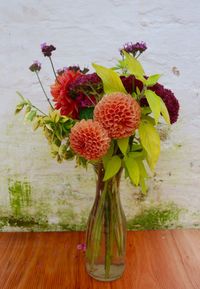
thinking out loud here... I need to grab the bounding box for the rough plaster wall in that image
[0,0,200,231]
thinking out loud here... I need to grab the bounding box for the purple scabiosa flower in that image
[120,41,147,56]
[29,60,41,72]
[41,42,56,57]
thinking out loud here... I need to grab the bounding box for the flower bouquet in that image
[16,42,179,281]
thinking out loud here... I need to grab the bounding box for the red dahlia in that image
[51,69,82,119]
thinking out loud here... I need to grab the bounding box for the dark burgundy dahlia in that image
[120,75,143,94]
[121,75,179,124]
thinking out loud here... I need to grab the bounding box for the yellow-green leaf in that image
[160,99,170,124]
[145,74,161,87]
[117,137,129,155]
[122,51,145,82]
[103,155,122,181]
[50,110,60,123]
[129,151,146,160]
[26,110,37,121]
[92,63,126,94]
[15,103,24,114]
[137,160,148,178]
[137,159,148,193]
[139,119,160,171]
[125,156,139,186]
[145,90,161,124]
[102,142,114,169]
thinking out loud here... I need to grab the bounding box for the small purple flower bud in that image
[41,43,56,57]
[29,60,41,72]
[40,42,47,49]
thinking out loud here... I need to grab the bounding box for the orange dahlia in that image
[51,69,82,119]
[69,120,110,160]
[94,92,141,139]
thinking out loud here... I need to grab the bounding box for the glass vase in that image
[85,162,126,281]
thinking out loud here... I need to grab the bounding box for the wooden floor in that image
[0,230,200,289]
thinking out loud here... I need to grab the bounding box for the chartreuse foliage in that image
[92,63,127,94]
[15,92,77,164]
[93,52,171,193]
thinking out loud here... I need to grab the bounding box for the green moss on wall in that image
[0,178,185,231]
[127,202,183,230]
[8,179,32,216]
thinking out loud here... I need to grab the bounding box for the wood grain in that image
[0,230,199,289]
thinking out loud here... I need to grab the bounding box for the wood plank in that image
[0,230,199,289]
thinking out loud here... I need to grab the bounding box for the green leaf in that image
[92,63,126,94]
[58,144,67,156]
[33,117,42,131]
[144,90,161,124]
[25,105,31,114]
[16,91,25,102]
[122,51,145,82]
[124,167,129,179]
[50,110,60,123]
[51,143,59,153]
[79,107,94,120]
[145,74,161,87]
[26,110,37,121]
[143,115,156,125]
[15,103,24,114]
[139,119,160,171]
[137,160,148,193]
[160,99,170,124]
[142,107,152,115]
[137,160,148,178]
[144,90,170,125]
[132,143,143,151]
[132,92,137,99]
[136,87,141,95]
[103,155,122,181]
[129,151,146,160]
[125,156,140,186]
[117,137,129,156]
[102,141,114,168]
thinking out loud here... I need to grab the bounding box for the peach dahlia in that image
[69,120,110,160]
[94,92,141,139]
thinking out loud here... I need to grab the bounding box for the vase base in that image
[86,263,125,282]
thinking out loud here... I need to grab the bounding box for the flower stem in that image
[31,104,47,116]
[105,192,111,278]
[49,56,60,84]
[35,71,54,110]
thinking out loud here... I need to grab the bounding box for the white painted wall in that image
[0,0,200,230]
